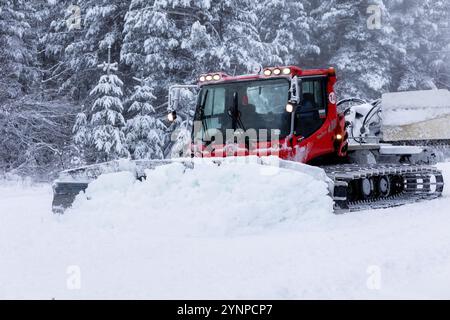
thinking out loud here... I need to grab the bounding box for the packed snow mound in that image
[68,158,333,236]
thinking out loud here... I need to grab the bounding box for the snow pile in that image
[2,162,450,299]
[67,158,333,236]
[382,89,450,126]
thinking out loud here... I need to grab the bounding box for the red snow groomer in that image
[52,66,445,213]
[181,66,348,162]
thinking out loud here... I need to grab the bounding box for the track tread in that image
[323,163,444,213]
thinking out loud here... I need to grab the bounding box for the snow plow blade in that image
[381,89,450,143]
[52,159,177,214]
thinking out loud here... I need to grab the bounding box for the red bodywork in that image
[192,66,348,164]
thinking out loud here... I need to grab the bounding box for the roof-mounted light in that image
[205,75,213,81]
[199,76,206,82]
[213,74,221,81]
[282,68,291,75]
[273,68,281,75]
[263,69,272,76]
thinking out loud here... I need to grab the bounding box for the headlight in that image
[168,111,177,122]
[285,103,294,113]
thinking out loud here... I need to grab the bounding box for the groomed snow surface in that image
[1,159,450,299]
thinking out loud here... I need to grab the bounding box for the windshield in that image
[193,78,290,142]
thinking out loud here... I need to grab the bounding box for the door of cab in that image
[291,76,334,162]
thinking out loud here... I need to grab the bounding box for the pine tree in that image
[121,0,207,155]
[121,0,197,97]
[125,77,166,160]
[389,0,450,91]
[41,0,131,102]
[0,0,38,103]
[429,0,450,89]
[196,0,270,74]
[256,0,319,66]
[74,46,128,162]
[312,0,395,99]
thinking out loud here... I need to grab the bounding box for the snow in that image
[1,161,450,299]
[383,89,450,110]
[68,158,333,236]
[379,145,423,155]
[382,89,450,126]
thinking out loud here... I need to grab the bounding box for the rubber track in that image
[323,164,444,213]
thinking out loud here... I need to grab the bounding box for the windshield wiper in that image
[199,89,220,149]
[199,90,210,141]
[228,91,246,131]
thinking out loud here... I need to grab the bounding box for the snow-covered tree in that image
[188,0,270,74]
[389,0,450,91]
[256,0,319,66]
[312,0,395,99]
[42,0,130,101]
[2,0,450,176]
[429,1,450,89]
[125,78,166,160]
[73,111,90,150]
[90,73,127,160]
[74,48,128,162]
[121,0,210,154]
[0,0,38,103]
[122,0,198,96]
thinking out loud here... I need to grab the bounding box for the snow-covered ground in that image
[1,160,450,299]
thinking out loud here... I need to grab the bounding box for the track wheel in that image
[378,176,391,197]
[361,178,374,199]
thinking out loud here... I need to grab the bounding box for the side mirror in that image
[168,110,177,122]
[168,84,199,117]
[289,76,302,105]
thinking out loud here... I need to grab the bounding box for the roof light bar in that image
[199,73,223,83]
[263,67,292,77]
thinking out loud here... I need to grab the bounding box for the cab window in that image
[294,78,328,138]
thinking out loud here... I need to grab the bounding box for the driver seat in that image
[295,93,322,137]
